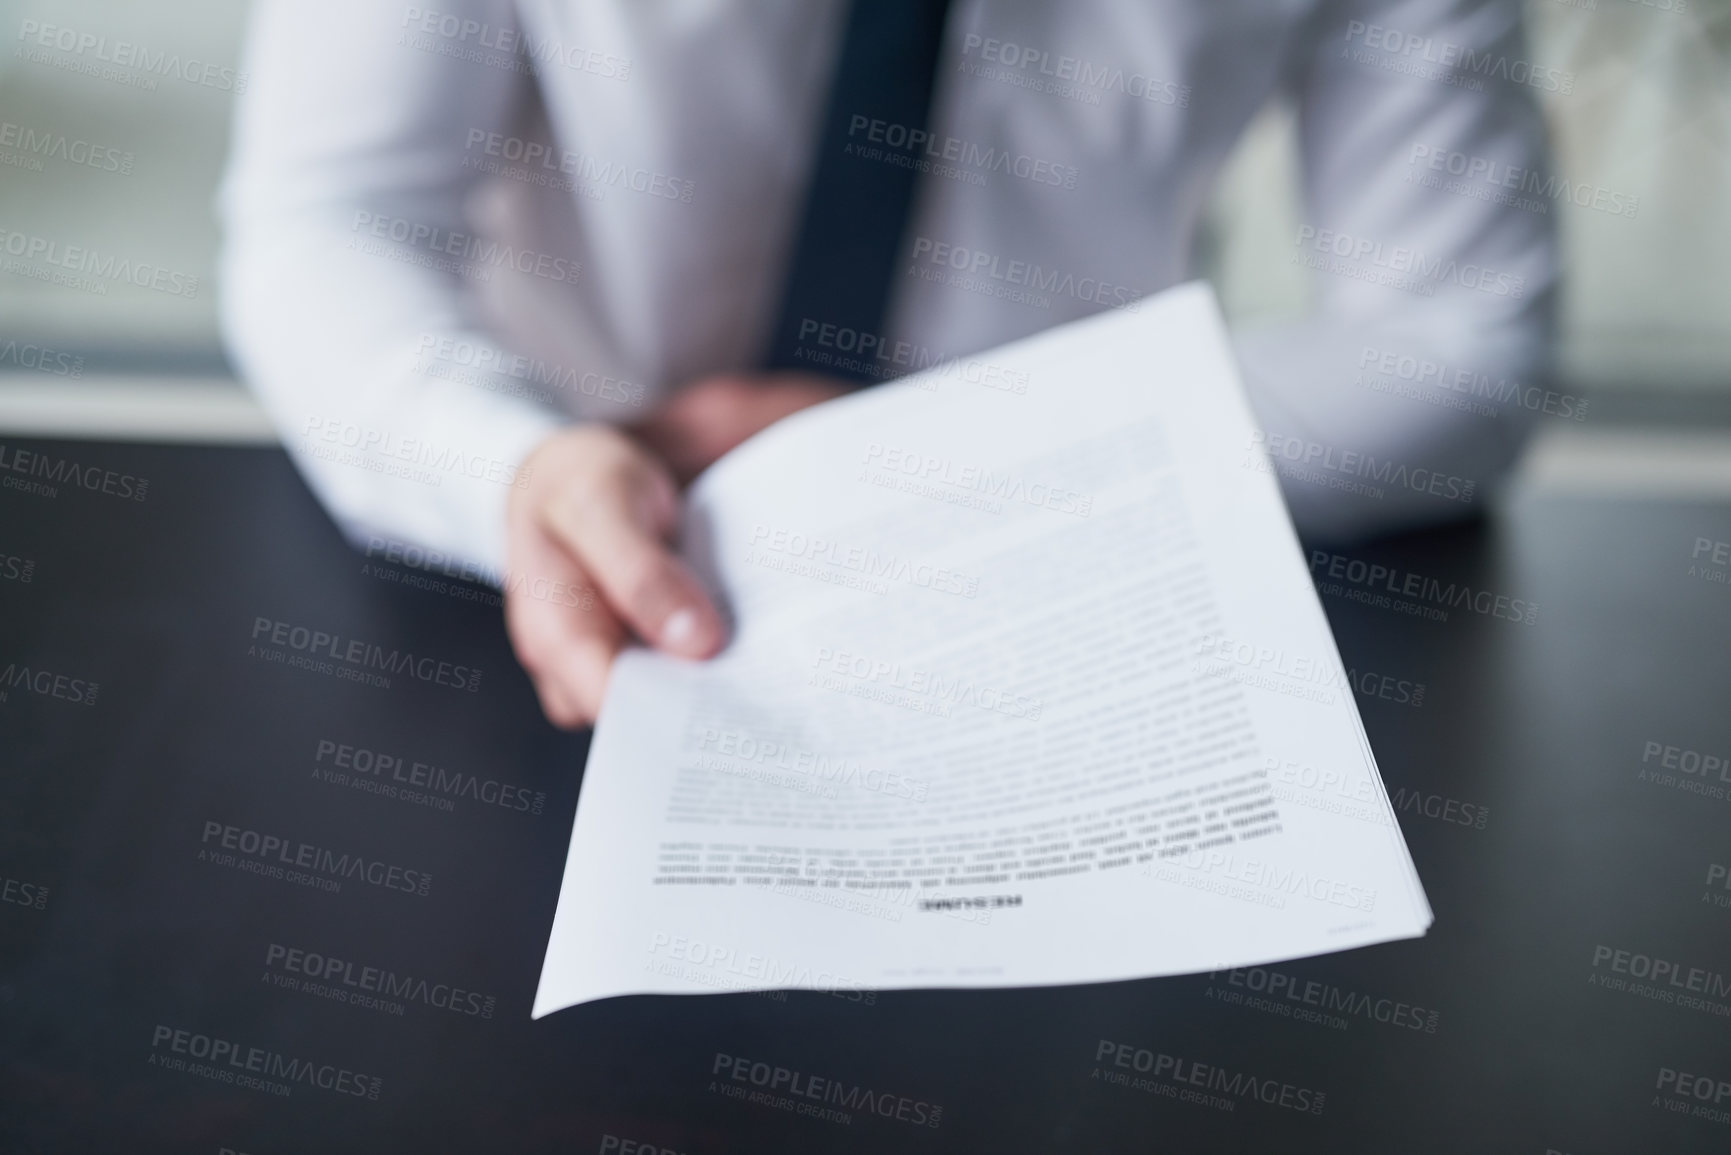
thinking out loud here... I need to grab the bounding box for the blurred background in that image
[2,0,1728,486]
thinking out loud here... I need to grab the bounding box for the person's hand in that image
[631,372,850,486]
[504,424,726,729]
[506,374,845,728]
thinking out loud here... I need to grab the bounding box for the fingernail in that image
[662,607,701,652]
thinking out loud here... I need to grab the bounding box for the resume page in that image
[533,283,1430,1017]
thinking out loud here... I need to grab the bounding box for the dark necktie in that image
[762,0,956,383]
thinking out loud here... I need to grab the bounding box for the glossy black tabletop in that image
[2,436,1728,1153]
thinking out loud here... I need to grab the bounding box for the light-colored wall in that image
[0,0,247,362]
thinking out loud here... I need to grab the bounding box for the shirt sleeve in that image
[1233,0,1561,544]
[218,0,567,578]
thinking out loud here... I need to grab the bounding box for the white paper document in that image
[532,283,1431,1017]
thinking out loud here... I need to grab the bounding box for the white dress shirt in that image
[219,0,1557,578]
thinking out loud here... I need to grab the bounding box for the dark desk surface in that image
[3,437,1729,1154]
